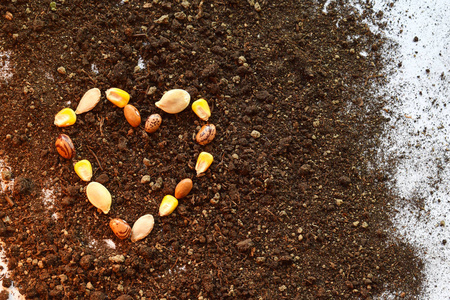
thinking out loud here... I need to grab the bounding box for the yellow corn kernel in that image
[74,159,93,181]
[195,152,213,176]
[54,108,76,127]
[159,195,178,217]
[192,98,211,121]
[105,88,130,108]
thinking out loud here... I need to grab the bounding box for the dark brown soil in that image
[0,0,423,299]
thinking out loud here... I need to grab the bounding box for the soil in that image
[0,0,423,299]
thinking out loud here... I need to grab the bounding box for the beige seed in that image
[75,88,101,114]
[130,214,155,242]
[86,182,112,214]
[155,89,190,114]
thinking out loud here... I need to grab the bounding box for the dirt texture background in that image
[0,0,423,299]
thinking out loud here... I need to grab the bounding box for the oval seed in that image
[195,124,216,145]
[174,178,193,199]
[155,89,190,114]
[124,104,141,127]
[75,88,101,114]
[144,114,162,133]
[55,134,75,159]
[109,218,131,240]
[86,182,112,214]
[130,214,155,242]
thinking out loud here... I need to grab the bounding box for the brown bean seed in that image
[124,104,141,127]
[55,134,75,159]
[145,114,162,133]
[196,124,216,145]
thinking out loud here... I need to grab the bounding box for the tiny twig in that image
[99,116,105,136]
[80,69,96,84]
[196,0,204,19]
[170,257,179,270]
[86,146,104,171]
[4,194,14,207]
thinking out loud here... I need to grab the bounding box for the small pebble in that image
[143,158,151,167]
[174,12,186,20]
[109,255,125,263]
[181,0,190,9]
[256,257,266,263]
[141,175,151,184]
[155,15,169,24]
[251,130,261,138]
[57,66,66,75]
[146,86,157,96]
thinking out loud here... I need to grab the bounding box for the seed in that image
[109,218,131,240]
[130,214,155,242]
[144,114,162,133]
[192,98,211,121]
[174,178,193,199]
[155,89,190,114]
[159,195,178,216]
[74,160,93,182]
[55,134,75,159]
[124,104,141,127]
[195,152,213,176]
[86,182,112,214]
[196,124,216,145]
[105,88,130,108]
[54,108,76,127]
[75,88,101,114]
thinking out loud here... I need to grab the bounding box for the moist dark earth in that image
[0,0,423,299]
